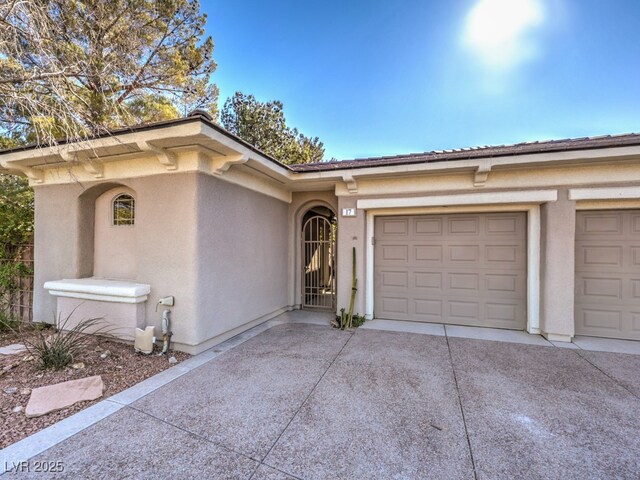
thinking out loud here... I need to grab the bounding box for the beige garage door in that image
[374,212,527,329]
[575,210,640,340]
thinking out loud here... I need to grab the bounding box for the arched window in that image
[112,194,135,226]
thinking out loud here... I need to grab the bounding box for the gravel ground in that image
[0,328,190,449]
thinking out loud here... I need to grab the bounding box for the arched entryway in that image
[301,207,337,309]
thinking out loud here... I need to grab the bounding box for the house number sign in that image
[342,208,356,217]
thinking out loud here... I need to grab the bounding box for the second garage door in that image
[374,212,527,329]
[575,210,640,340]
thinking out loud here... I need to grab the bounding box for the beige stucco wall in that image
[29,144,640,348]
[34,173,200,348]
[193,173,290,350]
[93,186,137,279]
[337,162,640,340]
[540,189,576,341]
[34,170,292,353]
[34,183,86,322]
[336,196,367,316]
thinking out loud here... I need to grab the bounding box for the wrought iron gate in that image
[302,215,336,309]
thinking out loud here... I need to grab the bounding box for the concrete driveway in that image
[3,313,640,479]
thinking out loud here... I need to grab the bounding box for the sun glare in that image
[463,0,544,70]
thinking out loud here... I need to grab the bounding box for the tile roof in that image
[290,133,640,172]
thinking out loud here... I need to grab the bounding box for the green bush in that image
[0,174,34,314]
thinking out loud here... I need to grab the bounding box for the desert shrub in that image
[23,313,107,370]
[333,309,366,330]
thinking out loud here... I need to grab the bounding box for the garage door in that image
[374,212,527,329]
[575,210,640,340]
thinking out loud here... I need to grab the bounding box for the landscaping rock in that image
[0,344,27,356]
[3,387,17,394]
[20,388,31,395]
[168,356,178,364]
[71,362,85,370]
[12,406,23,413]
[22,355,34,362]
[100,350,110,359]
[25,375,104,418]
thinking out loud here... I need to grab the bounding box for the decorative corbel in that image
[210,154,248,176]
[58,150,104,179]
[342,172,358,193]
[21,167,45,184]
[3,163,45,184]
[473,162,492,187]
[137,141,178,170]
[82,159,104,178]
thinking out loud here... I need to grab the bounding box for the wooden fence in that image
[1,243,34,322]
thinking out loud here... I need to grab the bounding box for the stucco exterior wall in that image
[337,164,640,340]
[192,173,290,351]
[336,196,367,316]
[540,189,576,341]
[34,173,200,349]
[26,130,640,348]
[93,186,137,279]
[34,183,86,323]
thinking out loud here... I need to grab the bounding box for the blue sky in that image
[204,0,640,160]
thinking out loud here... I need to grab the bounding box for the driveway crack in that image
[124,404,263,464]
[571,350,640,401]
[444,330,479,480]
[248,329,356,480]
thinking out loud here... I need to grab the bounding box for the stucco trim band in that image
[44,278,151,304]
[568,186,640,201]
[356,189,558,210]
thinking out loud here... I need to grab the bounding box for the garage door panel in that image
[580,308,622,331]
[575,210,640,340]
[380,270,408,288]
[486,303,520,324]
[485,245,519,264]
[415,218,443,235]
[581,277,623,299]
[449,273,479,292]
[486,215,520,235]
[414,299,442,319]
[379,245,409,263]
[581,245,623,267]
[582,214,622,234]
[449,245,480,263]
[415,271,442,289]
[448,217,480,234]
[380,297,409,316]
[380,218,409,235]
[375,212,527,329]
[448,301,480,321]
[414,245,443,263]
[485,274,518,293]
